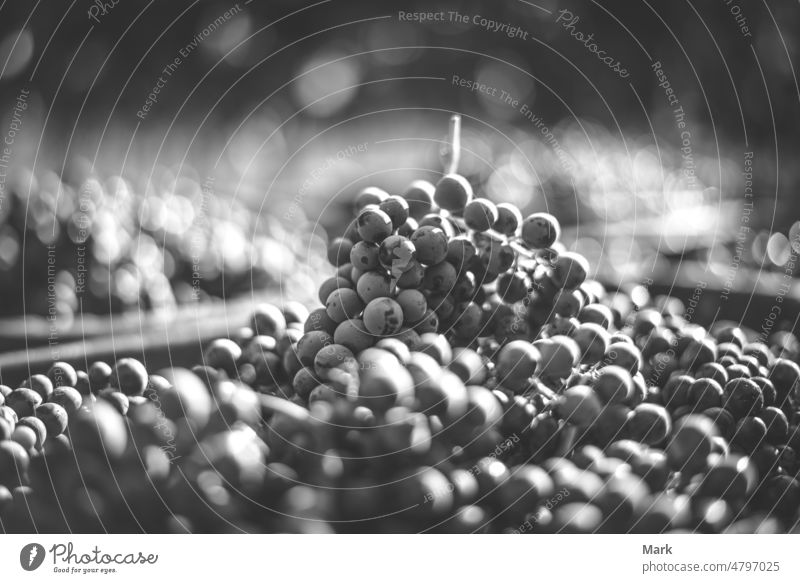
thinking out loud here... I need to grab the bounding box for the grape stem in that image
[442,114,461,175]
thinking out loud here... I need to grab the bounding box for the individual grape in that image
[35,403,69,437]
[355,186,389,209]
[325,288,365,323]
[356,207,393,243]
[327,237,353,267]
[495,340,540,392]
[555,385,603,427]
[334,318,375,354]
[6,389,42,419]
[356,271,392,304]
[479,240,515,275]
[552,252,589,290]
[722,378,764,419]
[47,362,78,388]
[537,336,580,381]
[313,344,358,385]
[604,342,642,376]
[434,174,473,212]
[573,323,609,365]
[521,212,560,249]
[422,261,458,295]
[349,241,380,271]
[204,338,242,376]
[296,331,334,367]
[593,365,633,404]
[362,297,404,336]
[446,236,477,270]
[20,375,53,401]
[689,378,724,411]
[318,276,352,305]
[496,271,528,304]
[665,415,716,473]
[304,307,338,336]
[17,417,46,450]
[450,301,483,341]
[49,386,83,418]
[293,367,321,401]
[378,195,410,230]
[493,202,523,236]
[731,416,767,454]
[410,226,449,265]
[395,289,427,323]
[627,403,671,446]
[378,235,416,274]
[463,198,498,232]
[400,180,436,219]
[250,303,287,338]
[758,406,789,445]
[396,259,425,289]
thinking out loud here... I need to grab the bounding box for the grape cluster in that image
[1,169,799,534]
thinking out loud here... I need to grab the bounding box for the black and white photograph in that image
[0,0,800,577]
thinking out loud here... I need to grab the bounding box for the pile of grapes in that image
[0,169,323,320]
[1,163,799,534]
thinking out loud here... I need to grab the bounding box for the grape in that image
[556,385,603,427]
[6,389,42,419]
[722,378,764,418]
[35,403,68,437]
[689,378,724,411]
[378,196,410,230]
[521,212,560,249]
[362,298,404,336]
[410,226,449,265]
[356,186,389,209]
[327,237,353,267]
[296,331,333,367]
[446,236,477,270]
[378,235,416,273]
[356,271,392,304]
[400,180,435,219]
[325,288,364,323]
[318,276,352,304]
[395,289,427,323]
[433,174,472,212]
[495,340,540,392]
[493,202,523,236]
[462,198,498,232]
[665,415,716,473]
[496,271,528,303]
[356,208,393,243]
[422,261,458,295]
[594,366,633,404]
[47,362,78,388]
[627,403,671,446]
[334,318,375,354]
[20,375,53,401]
[49,387,83,418]
[349,241,380,271]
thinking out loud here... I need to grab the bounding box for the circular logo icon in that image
[20,543,46,571]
